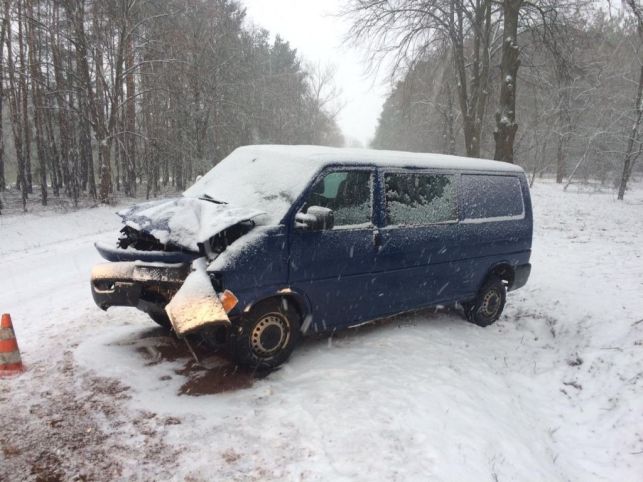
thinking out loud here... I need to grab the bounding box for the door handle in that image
[373,229,382,252]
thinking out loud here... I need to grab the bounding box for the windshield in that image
[183,147,322,224]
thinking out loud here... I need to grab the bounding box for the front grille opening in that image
[94,280,116,291]
[117,226,194,254]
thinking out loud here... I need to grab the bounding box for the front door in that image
[289,168,377,332]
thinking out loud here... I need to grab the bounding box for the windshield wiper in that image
[199,193,228,205]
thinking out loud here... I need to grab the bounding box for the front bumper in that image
[91,261,190,310]
[91,260,232,336]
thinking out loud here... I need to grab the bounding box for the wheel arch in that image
[242,289,311,325]
[484,262,515,289]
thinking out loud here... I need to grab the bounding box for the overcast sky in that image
[242,0,389,146]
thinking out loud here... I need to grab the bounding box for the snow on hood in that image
[183,146,322,224]
[118,198,266,252]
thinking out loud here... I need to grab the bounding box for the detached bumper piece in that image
[165,259,231,336]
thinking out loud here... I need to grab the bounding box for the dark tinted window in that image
[461,174,524,220]
[304,170,372,227]
[385,173,457,226]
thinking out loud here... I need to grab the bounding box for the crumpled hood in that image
[118,197,266,252]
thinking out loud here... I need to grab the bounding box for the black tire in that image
[463,275,506,327]
[147,310,171,329]
[230,298,301,370]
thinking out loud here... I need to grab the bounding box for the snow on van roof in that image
[184,144,524,225]
[235,144,525,172]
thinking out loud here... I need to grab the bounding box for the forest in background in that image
[346,0,642,198]
[0,0,343,211]
[1,0,642,214]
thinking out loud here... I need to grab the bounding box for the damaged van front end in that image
[90,196,264,337]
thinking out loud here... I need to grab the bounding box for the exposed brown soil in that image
[177,360,255,395]
[0,349,136,481]
[132,329,256,395]
[0,326,253,481]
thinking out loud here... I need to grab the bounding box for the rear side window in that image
[385,173,457,226]
[461,174,524,221]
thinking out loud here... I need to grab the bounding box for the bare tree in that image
[617,0,643,200]
[0,0,8,194]
[343,0,497,158]
[124,4,136,196]
[5,0,30,209]
[0,0,346,208]
[17,0,32,193]
[26,0,48,204]
[493,0,522,163]
[493,0,581,163]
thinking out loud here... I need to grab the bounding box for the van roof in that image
[236,145,524,173]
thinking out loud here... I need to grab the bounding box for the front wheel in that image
[462,276,506,327]
[147,310,171,329]
[230,299,300,370]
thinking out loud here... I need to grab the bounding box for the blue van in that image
[91,145,532,368]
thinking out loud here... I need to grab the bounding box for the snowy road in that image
[1,182,642,481]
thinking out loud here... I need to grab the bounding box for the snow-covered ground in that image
[1,181,642,481]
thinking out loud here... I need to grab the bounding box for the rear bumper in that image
[510,263,531,291]
[90,262,189,310]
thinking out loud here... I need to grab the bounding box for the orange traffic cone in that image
[0,313,24,375]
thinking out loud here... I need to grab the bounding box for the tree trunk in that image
[441,83,456,155]
[26,0,48,205]
[18,0,33,193]
[617,63,643,200]
[0,0,8,192]
[67,0,118,203]
[555,90,572,184]
[450,0,492,158]
[125,16,136,196]
[78,90,96,198]
[494,0,522,163]
[94,29,111,203]
[4,0,28,210]
[50,1,72,198]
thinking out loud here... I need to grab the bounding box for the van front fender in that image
[238,287,313,332]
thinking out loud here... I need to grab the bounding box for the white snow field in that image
[1,181,642,481]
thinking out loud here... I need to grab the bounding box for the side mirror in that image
[295,206,334,231]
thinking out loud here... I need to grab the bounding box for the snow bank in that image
[1,180,642,480]
[0,205,121,256]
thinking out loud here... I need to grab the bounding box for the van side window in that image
[385,173,457,226]
[304,170,372,227]
[461,175,524,221]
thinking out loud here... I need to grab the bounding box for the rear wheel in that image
[230,299,300,370]
[463,276,506,327]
